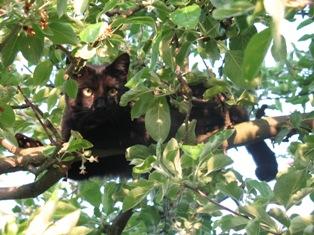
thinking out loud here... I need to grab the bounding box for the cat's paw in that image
[15,133,43,148]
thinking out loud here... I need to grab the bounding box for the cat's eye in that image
[108,88,118,96]
[82,88,93,97]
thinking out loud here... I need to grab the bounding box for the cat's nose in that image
[94,97,106,109]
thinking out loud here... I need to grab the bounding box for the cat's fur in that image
[61,53,278,181]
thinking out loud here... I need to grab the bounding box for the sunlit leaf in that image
[273,169,309,208]
[0,103,15,128]
[0,26,20,66]
[224,50,243,86]
[207,154,233,174]
[79,22,107,43]
[57,0,68,17]
[212,1,254,20]
[33,61,53,86]
[47,22,78,44]
[170,4,201,29]
[218,215,249,231]
[111,16,155,28]
[289,215,314,234]
[63,79,78,99]
[19,34,44,64]
[43,210,81,235]
[79,181,102,207]
[123,180,155,211]
[242,28,272,83]
[145,97,171,142]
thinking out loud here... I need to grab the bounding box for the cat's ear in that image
[106,53,130,79]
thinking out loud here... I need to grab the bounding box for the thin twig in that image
[11,104,30,109]
[17,86,62,144]
[184,182,249,219]
[55,44,74,61]
[17,86,57,144]
[105,4,144,17]
[183,183,282,235]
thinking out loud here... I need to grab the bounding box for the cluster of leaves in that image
[0,0,313,234]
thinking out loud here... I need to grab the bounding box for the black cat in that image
[61,53,278,181]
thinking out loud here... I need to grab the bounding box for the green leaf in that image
[57,0,68,17]
[198,39,221,63]
[145,97,171,142]
[217,181,243,201]
[200,129,234,159]
[161,138,181,177]
[63,79,78,99]
[120,86,151,106]
[297,17,314,30]
[271,35,287,62]
[241,204,277,229]
[123,180,154,211]
[175,119,197,144]
[131,92,154,119]
[245,220,261,235]
[289,215,314,234]
[0,128,18,146]
[169,4,201,29]
[218,215,249,231]
[79,22,107,43]
[47,91,58,112]
[207,154,233,174]
[310,39,314,57]
[125,67,151,88]
[230,26,257,50]
[132,155,156,174]
[79,181,102,207]
[33,61,53,86]
[159,30,174,69]
[68,226,92,235]
[67,131,93,152]
[224,50,243,86]
[246,179,273,199]
[176,40,192,67]
[44,210,81,235]
[242,28,272,82]
[268,208,290,227]
[73,0,88,14]
[19,34,44,64]
[126,145,153,160]
[298,34,314,41]
[151,30,164,69]
[111,16,155,28]
[54,69,65,87]
[203,85,227,100]
[26,190,59,234]
[102,182,120,215]
[273,169,309,208]
[212,1,254,20]
[47,22,78,44]
[0,26,20,66]
[97,0,118,18]
[0,103,15,128]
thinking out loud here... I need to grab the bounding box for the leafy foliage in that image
[0,0,313,234]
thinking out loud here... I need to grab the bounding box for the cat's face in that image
[67,53,130,112]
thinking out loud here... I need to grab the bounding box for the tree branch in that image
[107,209,133,235]
[196,115,314,146]
[0,114,313,200]
[0,167,65,200]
